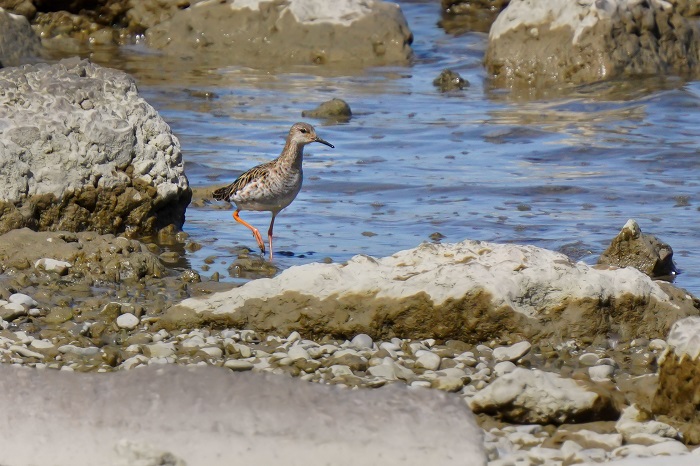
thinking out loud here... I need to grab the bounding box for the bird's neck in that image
[278,141,305,170]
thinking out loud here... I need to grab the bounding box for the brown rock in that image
[597,219,677,279]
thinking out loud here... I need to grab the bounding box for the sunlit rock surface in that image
[162,240,699,342]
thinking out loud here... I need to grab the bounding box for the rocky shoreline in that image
[0,224,699,464]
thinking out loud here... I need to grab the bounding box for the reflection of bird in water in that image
[213,122,334,261]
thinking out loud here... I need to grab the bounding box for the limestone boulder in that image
[485,0,700,89]
[598,219,677,279]
[0,58,191,236]
[161,240,699,343]
[469,368,619,424]
[145,0,414,68]
[0,364,487,466]
[0,7,41,66]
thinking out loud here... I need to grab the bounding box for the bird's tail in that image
[212,185,230,201]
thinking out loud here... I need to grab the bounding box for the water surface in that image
[82,1,700,293]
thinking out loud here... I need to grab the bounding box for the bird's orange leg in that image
[233,209,265,254]
[267,213,277,261]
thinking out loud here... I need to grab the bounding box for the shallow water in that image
[76,1,700,293]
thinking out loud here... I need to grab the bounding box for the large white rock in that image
[163,240,698,343]
[469,368,618,424]
[0,58,191,235]
[652,316,700,441]
[0,364,486,466]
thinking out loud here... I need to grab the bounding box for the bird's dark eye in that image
[299,128,308,133]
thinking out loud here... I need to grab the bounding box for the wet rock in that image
[145,0,413,68]
[162,240,699,343]
[598,219,677,279]
[116,313,140,330]
[470,368,620,424]
[0,7,41,65]
[302,99,352,122]
[433,69,469,92]
[0,58,191,236]
[485,0,700,89]
[439,0,509,34]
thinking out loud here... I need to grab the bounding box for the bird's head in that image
[289,122,334,148]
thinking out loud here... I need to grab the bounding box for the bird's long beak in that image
[315,137,334,148]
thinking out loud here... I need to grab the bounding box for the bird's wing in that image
[212,161,275,201]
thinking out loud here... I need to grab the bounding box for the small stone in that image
[494,361,516,376]
[330,364,354,377]
[9,293,38,308]
[351,333,373,349]
[649,339,667,351]
[0,302,27,321]
[58,345,100,357]
[301,98,352,121]
[143,342,176,358]
[224,360,254,371]
[34,258,71,275]
[181,335,207,348]
[199,347,223,359]
[415,351,441,371]
[287,345,310,361]
[433,69,469,92]
[10,345,44,359]
[589,365,615,381]
[578,352,600,366]
[116,313,140,330]
[44,307,73,324]
[30,339,54,350]
[430,376,464,392]
[492,341,531,362]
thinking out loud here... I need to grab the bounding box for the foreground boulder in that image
[0,364,486,466]
[485,0,700,88]
[0,7,41,65]
[161,240,699,342]
[145,0,414,68]
[652,316,700,443]
[0,58,191,236]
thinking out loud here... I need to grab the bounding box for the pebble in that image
[224,360,254,371]
[589,364,615,381]
[430,376,463,392]
[287,345,310,361]
[143,342,176,358]
[116,313,140,330]
[415,350,441,370]
[578,352,600,366]
[494,361,516,376]
[34,258,72,274]
[58,345,100,357]
[30,339,55,350]
[351,333,373,349]
[10,345,44,359]
[9,293,39,308]
[199,347,223,359]
[492,341,531,362]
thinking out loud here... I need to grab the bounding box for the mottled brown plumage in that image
[213,122,334,260]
